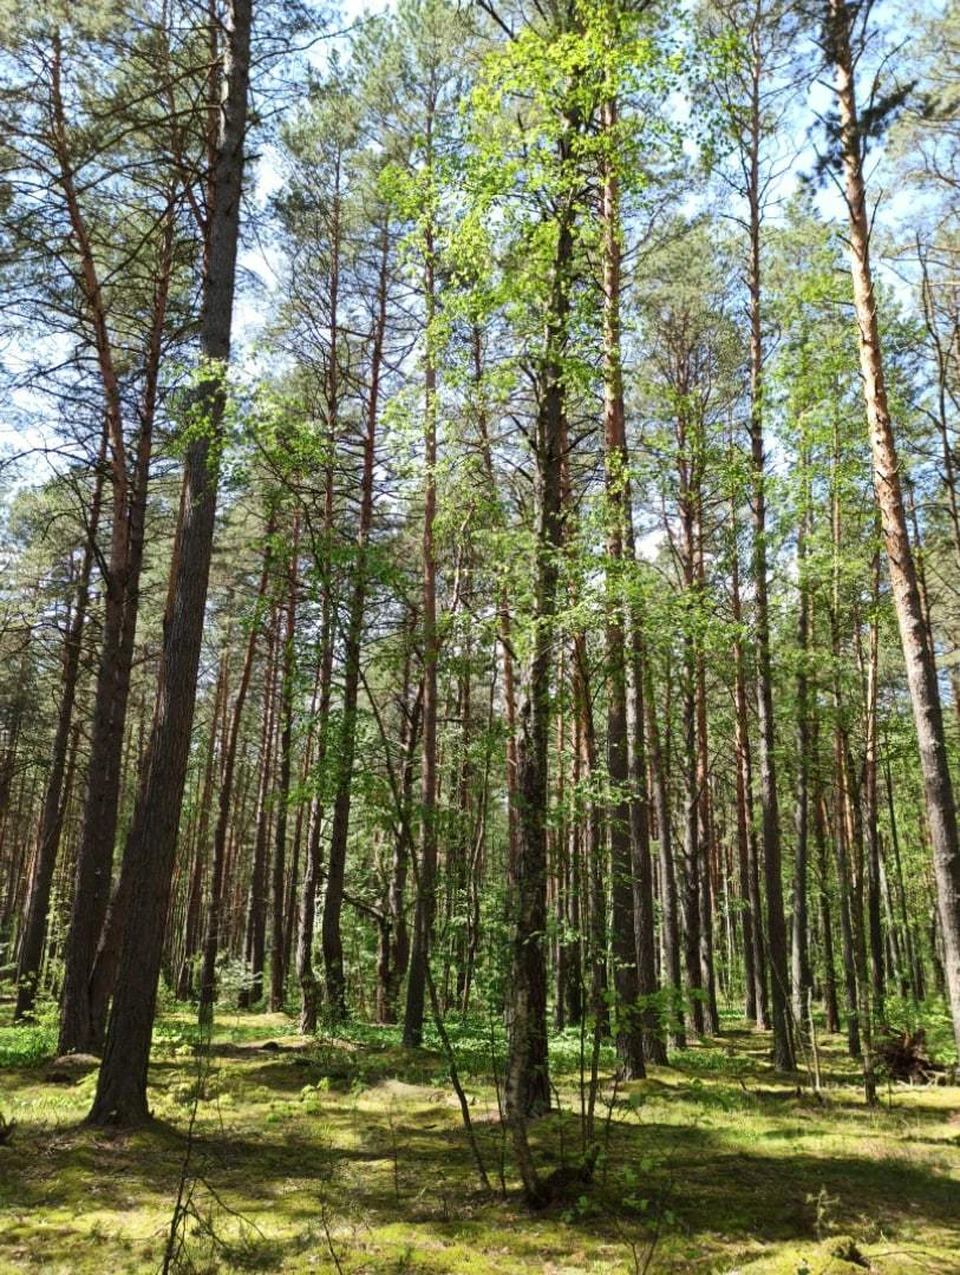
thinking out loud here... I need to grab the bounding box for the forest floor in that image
[0,1004,958,1275]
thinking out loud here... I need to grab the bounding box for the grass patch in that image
[1,1005,958,1273]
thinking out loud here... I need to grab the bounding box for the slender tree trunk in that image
[405,105,439,1045]
[16,452,104,1020]
[600,89,660,1070]
[177,650,225,1001]
[645,663,684,1050]
[814,783,841,1033]
[54,70,171,1057]
[504,187,575,1204]
[297,170,341,1034]
[792,431,812,1030]
[270,515,299,1010]
[322,224,390,1021]
[244,618,279,1007]
[829,0,960,1057]
[730,498,766,1026]
[199,524,275,1022]
[298,560,337,1033]
[748,106,793,1066]
[694,501,720,1037]
[864,540,885,1020]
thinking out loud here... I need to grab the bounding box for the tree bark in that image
[829,0,960,1058]
[15,450,104,1020]
[87,0,252,1126]
[404,96,439,1045]
[270,515,299,1010]
[504,188,575,1204]
[321,223,390,1021]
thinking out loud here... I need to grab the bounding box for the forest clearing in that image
[2,1008,959,1274]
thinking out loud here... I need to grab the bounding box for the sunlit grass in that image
[1,999,958,1273]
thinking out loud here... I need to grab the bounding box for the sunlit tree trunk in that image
[828,0,960,1057]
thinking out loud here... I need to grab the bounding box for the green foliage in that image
[0,1007,58,1067]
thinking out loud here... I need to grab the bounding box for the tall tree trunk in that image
[270,515,299,1010]
[828,0,960,1057]
[88,0,251,1126]
[297,168,340,1034]
[176,649,226,1001]
[747,61,793,1065]
[404,102,439,1045]
[814,783,841,1033]
[792,429,812,1031]
[600,88,661,1071]
[321,224,390,1021]
[504,190,574,1204]
[199,523,275,1022]
[645,662,684,1050]
[694,500,720,1037]
[677,415,704,1036]
[54,70,172,1057]
[16,450,104,1020]
[730,494,766,1026]
[864,539,884,1020]
[244,615,279,1007]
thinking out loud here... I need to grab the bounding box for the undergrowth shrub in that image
[0,998,58,1067]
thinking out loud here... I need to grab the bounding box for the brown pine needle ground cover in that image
[1,1008,958,1274]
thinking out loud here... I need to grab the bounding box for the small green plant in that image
[806,1185,840,1242]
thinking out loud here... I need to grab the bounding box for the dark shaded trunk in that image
[694,520,720,1038]
[16,453,103,1020]
[270,516,299,1010]
[243,619,279,1007]
[404,106,439,1046]
[792,437,812,1031]
[199,524,275,1022]
[176,662,223,1002]
[864,543,885,1019]
[88,0,251,1126]
[297,168,340,1035]
[645,663,684,1051]
[814,785,841,1034]
[321,224,389,1021]
[730,501,766,1026]
[56,115,172,1060]
[504,188,575,1205]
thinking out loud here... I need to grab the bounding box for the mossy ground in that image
[1,1006,958,1274]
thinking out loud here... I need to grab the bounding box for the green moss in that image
[1,1011,958,1273]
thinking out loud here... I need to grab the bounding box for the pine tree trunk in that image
[645,664,684,1051]
[199,525,275,1022]
[243,618,279,1007]
[87,0,252,1126]
[322,224,389,1021]
[792,433,812,1030]
[829,0,960,1057]
[15,453,103,1020]
[404,115,439,1045]
[270,516,299,1011]
[297,182,340,1035]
